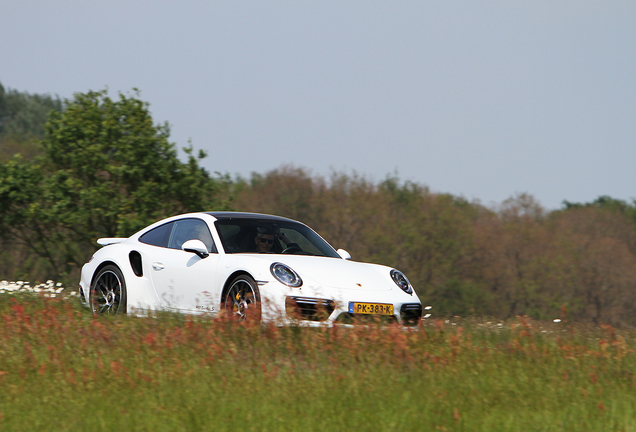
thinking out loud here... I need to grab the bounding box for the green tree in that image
[0,89,229,281]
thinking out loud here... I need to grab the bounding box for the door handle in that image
[152,262,164,271]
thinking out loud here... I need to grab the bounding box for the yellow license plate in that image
[349,302,393,315]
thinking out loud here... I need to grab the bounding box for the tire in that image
[91,265,127,315]
[222,275,261,322]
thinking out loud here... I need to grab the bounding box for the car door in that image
[141,218,221,313]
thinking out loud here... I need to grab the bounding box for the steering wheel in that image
[282,245,302,254]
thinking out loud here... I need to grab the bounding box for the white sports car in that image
[79,212,422,326]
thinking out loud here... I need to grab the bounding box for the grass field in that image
[1,290,636,431]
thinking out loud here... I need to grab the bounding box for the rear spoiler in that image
[97,238,127,246]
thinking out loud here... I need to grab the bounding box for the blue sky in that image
[2,1,635,209]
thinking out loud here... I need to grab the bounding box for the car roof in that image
[204,212,298,223]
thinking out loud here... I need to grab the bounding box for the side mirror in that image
[337,249,351,260]
[182,239,209,259]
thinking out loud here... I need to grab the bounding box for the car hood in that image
[234,254,395,292]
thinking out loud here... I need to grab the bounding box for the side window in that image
[139,222,174,248]
[215,223,241,253]
[168,219,217,253]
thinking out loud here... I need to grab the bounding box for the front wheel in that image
[222,275,261,322]
[91,265,127,315]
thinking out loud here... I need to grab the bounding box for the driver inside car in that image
[254,228,276,253]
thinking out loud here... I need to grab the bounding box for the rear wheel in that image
[91,265,127,315]
[223,275,261,322]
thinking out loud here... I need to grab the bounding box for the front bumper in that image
[284,295,422,327]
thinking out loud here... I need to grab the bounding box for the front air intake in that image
[400,304,422,327]
[285,297,335,321]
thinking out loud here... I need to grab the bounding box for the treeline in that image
[0,82,62,161]
[1,85,636,326]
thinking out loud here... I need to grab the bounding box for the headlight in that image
[270,263,303,288]
[390,269,413,295]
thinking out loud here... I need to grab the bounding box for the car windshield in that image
[214,218,340,257]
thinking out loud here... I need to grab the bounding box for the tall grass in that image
[1,292,635,431]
